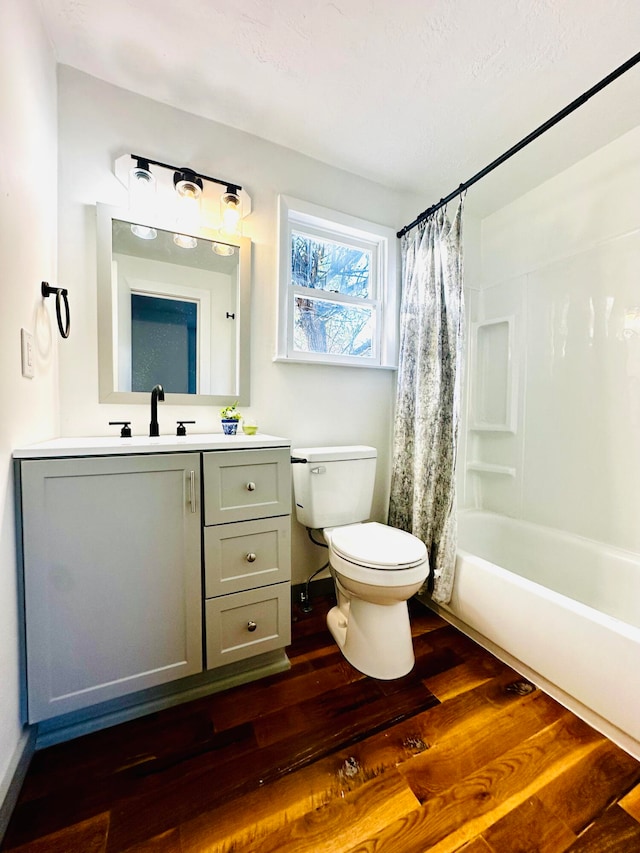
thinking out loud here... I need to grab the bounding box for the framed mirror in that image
[97,203,251,405]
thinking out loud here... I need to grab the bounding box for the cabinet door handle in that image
[246,481,256,491]
[189,470,196,512]
[246,553,257,563]
[247,620,257,632]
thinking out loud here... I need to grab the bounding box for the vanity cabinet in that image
[202,449,291,668]
[15,437,293,732]
[17,454,203,723]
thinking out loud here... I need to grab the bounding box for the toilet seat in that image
[328,522,427,571]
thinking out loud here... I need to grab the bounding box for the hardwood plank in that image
[619,781,640,822]
[244,768,420,853]
[104,675,439,850]
[209,660,364,732]
[456,840,494,853]
[480,795,576,852]
[180,674,507,850]
[424,655,506,703]
[252,655,450,748]
[567,804,640,851]
[4,812,109,853]
[2,722,258,849]
[187,676,561,853]
[180,759,343,851]
[536,737,640,833]
[252,676,390,747]
[121,828,183,853]
[18,698,237,804]
[345,714,604,853]
[398,684,564,800]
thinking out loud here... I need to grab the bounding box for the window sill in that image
[272,356,397,370]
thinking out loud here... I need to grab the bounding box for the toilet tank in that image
[291,445,377,528]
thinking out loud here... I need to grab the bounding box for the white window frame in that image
[275,195,398,368]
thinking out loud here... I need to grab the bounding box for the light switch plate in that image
[21,328,34,378]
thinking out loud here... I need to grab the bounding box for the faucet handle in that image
[176,420,196,436]
[109,421,132,438]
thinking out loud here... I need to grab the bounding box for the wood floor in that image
[3,595,640,852]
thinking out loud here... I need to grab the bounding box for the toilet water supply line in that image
[300,528,330,613]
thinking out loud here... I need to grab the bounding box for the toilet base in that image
[326,597,415,680]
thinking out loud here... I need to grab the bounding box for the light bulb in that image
[129,161,156,217]
[212,242,235,256]
[173,233,197,249]
[173,170,203,236]
[175,179,202,201]
[130,224,157,240]
[220,189,242,237]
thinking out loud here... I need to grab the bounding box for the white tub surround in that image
[428,510,640,760]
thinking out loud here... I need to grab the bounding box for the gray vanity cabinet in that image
[202,448,291,668]
[18,453,203,723]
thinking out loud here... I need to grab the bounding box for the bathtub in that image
[426,509,640,760]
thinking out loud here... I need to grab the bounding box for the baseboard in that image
[35,650,290,749]
[0,726,36,844]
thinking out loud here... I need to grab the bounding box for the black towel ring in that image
[41,281,70,339]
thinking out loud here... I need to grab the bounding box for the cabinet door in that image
[19,454,202,722]
[203,448,291,525]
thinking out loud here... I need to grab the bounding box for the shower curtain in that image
[389,200,465,604]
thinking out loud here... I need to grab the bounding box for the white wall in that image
[463,125,640,552]
[56,67,414,583]
[0,0,58,812]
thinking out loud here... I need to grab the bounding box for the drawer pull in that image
[246,552,257,563]
[247,620,257,632]
[246,481,256,491]
[189,470,196,513]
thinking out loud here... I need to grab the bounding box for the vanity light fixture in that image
[128,154,245,238]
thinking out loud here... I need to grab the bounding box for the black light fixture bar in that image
[397,49,640,239]
[130,153,241,194]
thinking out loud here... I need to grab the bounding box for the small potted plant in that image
[220,402,242,435]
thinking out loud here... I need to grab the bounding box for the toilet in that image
[292,445,429,679]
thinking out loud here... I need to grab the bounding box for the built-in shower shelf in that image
[467,462,516,477]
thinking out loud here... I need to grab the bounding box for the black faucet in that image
[150,384,165,436]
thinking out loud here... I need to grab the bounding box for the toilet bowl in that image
[324,522,429,679]
[291,445,430,680]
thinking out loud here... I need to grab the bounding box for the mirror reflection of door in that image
[111,219,239,396]
[131,294,197,393]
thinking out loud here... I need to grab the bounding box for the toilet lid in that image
[330,522,427,570]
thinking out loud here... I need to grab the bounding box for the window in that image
[276,195,398,367]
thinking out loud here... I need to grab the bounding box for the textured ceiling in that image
[37,0,640,216]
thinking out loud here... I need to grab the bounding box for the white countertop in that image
[13,433,291,459]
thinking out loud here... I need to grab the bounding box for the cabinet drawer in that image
[205,584,291,669]
[204,516,291,597]
[203,449,291,525]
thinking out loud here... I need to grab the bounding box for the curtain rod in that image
[397,49,640,239]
